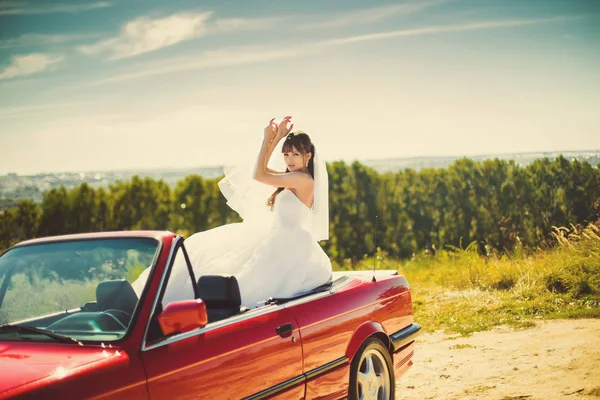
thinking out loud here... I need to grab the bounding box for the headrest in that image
[197,275,241,308]
[96,279,139,314]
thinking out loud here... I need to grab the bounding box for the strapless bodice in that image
[273,189,313,232]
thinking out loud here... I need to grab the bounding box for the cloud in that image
[0,1,111,15]
[79,2,438,61]
[77,11,289,60]
[0,53,64,80]
[91,15,578,85]
[298,2,441,30]
[311,16,579,47]
[78,12,214,60]
[0,33,102,49]
[91,45,314,84]
[212,16,284,33]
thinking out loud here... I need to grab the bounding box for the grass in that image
[335,223,600,335]
[449,343,476,350]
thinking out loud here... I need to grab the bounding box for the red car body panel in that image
[0,342,120,394]
[141,307,305,400]
[0,231,419,399]
[285,274,414,399]
[0,343,147,400]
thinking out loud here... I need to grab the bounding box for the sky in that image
[0,0,599,175]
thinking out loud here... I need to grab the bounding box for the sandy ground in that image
[395,319,600,400]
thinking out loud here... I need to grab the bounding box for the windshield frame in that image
[0,235,164,345]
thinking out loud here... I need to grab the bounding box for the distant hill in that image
[362,150,600,173]
[0,166,224,204]
[1,150,598,204]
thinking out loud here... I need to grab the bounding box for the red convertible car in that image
[0,231,420,400]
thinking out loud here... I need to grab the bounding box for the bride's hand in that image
[264,118,278,141]
[276,116,294,139]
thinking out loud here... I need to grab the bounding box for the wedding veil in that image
[311,149,329,241]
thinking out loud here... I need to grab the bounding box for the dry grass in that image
[338,223,600,335]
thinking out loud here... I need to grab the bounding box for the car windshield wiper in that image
[0,324,82,345]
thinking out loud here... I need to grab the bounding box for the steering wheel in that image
[100,309,132,329]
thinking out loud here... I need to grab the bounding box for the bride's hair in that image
[267,132,315,210]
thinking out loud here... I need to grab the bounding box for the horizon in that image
[1,0,599,175]
[2,147,598,177]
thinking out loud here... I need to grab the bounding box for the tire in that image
[348,337,395,400]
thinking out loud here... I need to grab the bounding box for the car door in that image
[139,239,305,400]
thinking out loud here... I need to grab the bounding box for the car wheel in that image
[348,337,395,400]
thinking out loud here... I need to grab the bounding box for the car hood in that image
[0,341,126,395]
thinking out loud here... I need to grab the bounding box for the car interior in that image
[6,272,351,344]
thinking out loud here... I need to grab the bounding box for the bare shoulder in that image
[254,170,312,189]
[287,171,313,183]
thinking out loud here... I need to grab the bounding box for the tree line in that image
[1,156,599,264]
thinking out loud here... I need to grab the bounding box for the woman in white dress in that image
[133,116,332,308]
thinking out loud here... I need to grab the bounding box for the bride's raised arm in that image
[253,117,312,189]
[265,132,285,175]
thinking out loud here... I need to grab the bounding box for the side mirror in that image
[158,299,208,337]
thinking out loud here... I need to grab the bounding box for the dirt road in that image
[395,319,600,399]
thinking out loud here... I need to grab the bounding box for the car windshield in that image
[0,237,159,343]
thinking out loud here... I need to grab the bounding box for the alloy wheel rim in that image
[357,348,391,400]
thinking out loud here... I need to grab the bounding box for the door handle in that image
[276,323,293,336]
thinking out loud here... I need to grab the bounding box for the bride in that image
[133,116,333,308]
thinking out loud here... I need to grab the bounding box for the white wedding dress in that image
[133,188,333,309]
